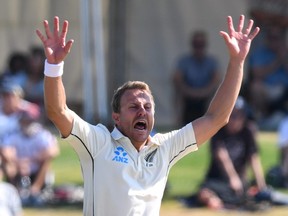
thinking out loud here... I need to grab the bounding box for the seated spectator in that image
[248,26,288,128]
[277,116,288,188]
[0,52,28,89]
[0,81,39,141]
[22,46,46,123]
[196,97,267,210]
[0,82,40,190]
[1,111,59,206]
[173,30,221,125]
[0,159,22,216]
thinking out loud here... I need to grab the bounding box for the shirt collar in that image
[111,126,161,146]
[111,126,125,140]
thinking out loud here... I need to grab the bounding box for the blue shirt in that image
[176,54,218,88]
[249,46,288,86]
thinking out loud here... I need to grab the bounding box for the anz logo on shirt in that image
[112,146,128,164]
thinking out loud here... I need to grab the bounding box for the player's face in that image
[112,89,155,150]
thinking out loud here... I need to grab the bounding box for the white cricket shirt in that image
[65,112,197,216]
[0,182,22,216]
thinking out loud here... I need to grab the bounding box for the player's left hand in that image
[220,15,260,61]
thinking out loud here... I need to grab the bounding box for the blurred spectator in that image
[173,30,221,125]
[1,110,59,207]
[0,52,28,89]
[248,26,288,129]
[196,97,267,210]
[0,81,40,141]
[277,116,288,188]
[0,159,22,216]
[0,82,40,195]
[22,46,46,123]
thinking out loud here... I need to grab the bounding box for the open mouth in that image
[134,120,147,131]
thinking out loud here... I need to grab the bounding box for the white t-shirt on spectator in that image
[278,117,288,148]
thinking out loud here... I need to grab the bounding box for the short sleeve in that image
[64,112,110,156]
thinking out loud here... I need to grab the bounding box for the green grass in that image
[51,139,83,185]
[256,132,279,170]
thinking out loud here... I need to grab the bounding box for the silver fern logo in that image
[144,149,157,167]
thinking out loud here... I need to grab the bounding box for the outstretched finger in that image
[35,29,46,44]
[237,15,245,32]
[60,20,69,44]
[227,16,235,37]
[44,20,53,39]
[54,16,60,38]
[64,39,74,54]
[248,27,260,40]
[219,31,231,47]
[244,19,254,35]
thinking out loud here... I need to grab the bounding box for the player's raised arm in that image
[193,15,260,146]
[36,16,74,137]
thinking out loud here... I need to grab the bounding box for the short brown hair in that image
[111,81,155,113]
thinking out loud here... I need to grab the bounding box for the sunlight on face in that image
[112,89,155,149]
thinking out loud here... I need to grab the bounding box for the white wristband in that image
[44,60,64,77]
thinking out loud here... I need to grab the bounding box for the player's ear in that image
[112,112,120,124]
